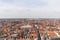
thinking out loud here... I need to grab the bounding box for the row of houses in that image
[0,19,60,40]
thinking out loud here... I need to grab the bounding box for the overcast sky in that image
[0,0,60,18]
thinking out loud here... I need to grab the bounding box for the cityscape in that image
[0,19,60,40]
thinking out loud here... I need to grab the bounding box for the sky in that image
[0,0,60,18]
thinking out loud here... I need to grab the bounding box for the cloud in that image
[0,0,60,18]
